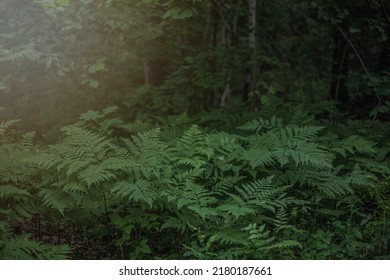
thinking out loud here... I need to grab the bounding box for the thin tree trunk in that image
[246,0,260,111]
[330,28,349,111]
[211,1,219,106]
[219,0,243,108]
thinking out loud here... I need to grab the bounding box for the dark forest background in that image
[0,0,389,259]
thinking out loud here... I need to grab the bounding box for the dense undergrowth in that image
[1,101,389,260]
[1,0,390,261]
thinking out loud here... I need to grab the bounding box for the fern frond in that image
[39,188,76,214]
[160,216,188,233]
[21,132,35,147]
[298,168,354,198]
[239,115,283,133]
[176,125,213,159]
[211,176,242,195]
[241,133,277,167]
[187,205,218,219]
[261,240,302,251]
[175,183,217,209]
[212,228,248,246]
[77,165,116,187]
[0,185,30,199]
[236,177,292,212]
[243,148,276,168]
[112,180,157,207]
[236,176,274,202]
[217,204,256,220]
[340,135,377,155]
[0,228,70,260]
[275,142,332,168]
[279,125,324,142]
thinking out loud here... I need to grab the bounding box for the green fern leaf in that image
[213,229,247,245]
[0,185,30,199]
[112,180,157,207]
[160,217,187,233]
[239,116,283,133]
[217,204,256,219]
[39,188,75,214]
[77,165,116,187]
[261,240,302,251]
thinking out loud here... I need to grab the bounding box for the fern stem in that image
[102,191,108,215]
[119,244,125,260]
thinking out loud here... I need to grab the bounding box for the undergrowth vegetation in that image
[0,0,389,260]
[1,102,389,259]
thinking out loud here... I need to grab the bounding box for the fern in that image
[38,188,77,214]
[1,107,388,259]
[297,167,354,198]
[175,125,214,160]
[123,128,170,180]
[0,185,30,200]
[236,177,292,212]
[275,142,332,168]
[209,228,248,246]
[77,165,116,187]
[0,221,70,260]
[112,180,157,208]
[160,216,188,233]
[216,203,256,220]
[261,240,302,251]
[239,115,283,133]
[337,135,377,156]
[240,120,332,169]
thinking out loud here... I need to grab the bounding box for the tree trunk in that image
[245,0,260,111]
[219,0,243,108]
[330,27,349,111]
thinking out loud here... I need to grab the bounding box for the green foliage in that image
[0,221,69,260]
[1,101,389,260]
[0,0,389,260]
[0,118,70,259]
